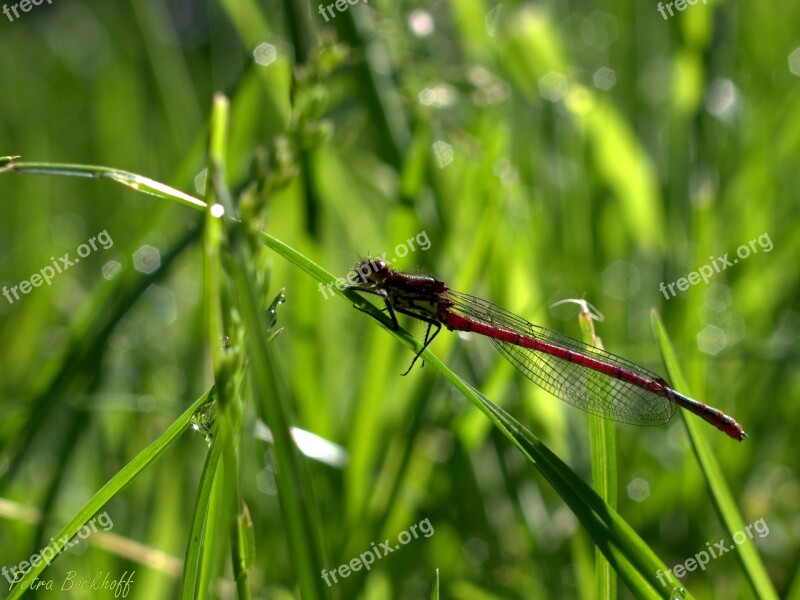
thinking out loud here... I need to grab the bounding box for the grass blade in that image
[6,387,215,600]
[651,310,777,600]
[573,300,618,600]
[258,232,688,598]
[179,403,225,600]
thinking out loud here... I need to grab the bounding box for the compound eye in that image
[352,261,377,283]
[371,260,388,274]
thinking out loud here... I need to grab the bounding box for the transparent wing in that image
[444,289,675,425]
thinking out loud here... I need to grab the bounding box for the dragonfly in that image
[346,259,747,441]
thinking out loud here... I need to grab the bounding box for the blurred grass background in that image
[0,0,798,598]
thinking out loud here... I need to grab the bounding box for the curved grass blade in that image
[651,310,777,600]
[258,234,690,599]
[0,157,206,210]
[6,387,215,600]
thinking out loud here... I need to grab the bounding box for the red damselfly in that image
[347,260,747,441]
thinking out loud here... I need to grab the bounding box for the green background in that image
[0,0,797,598]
